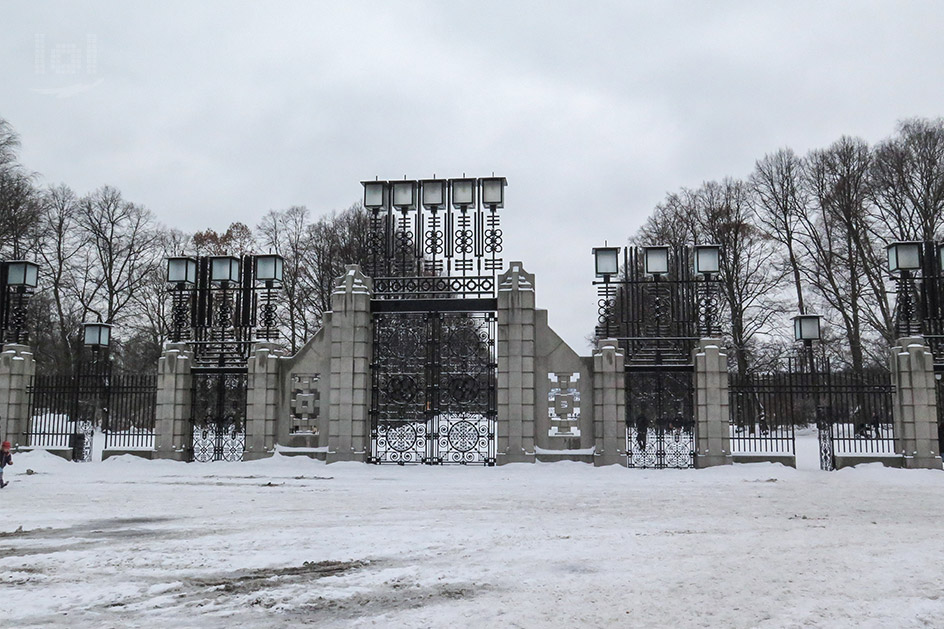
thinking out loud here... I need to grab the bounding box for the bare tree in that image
[75,186,161,325]
[751,148,808,314]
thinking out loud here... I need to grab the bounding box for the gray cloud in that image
[2,0,943,350]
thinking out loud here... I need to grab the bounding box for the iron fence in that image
[27,371,157,458]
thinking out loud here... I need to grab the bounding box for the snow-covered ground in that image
[3,434,944,628]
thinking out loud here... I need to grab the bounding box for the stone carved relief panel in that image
[548,372,580,437]
[290,374,321,434]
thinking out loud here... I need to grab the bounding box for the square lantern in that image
[450,178,476,208]
[694,244,721,275]
[391,180,416,210]
[480,176,507,208]
[83,322,112,347]
[421,179,446,209]
[593,247,620,279]
[166,256,197,285]
[210,256,241,284]
[5,260,39,288]
[793,314,821,342]
[362,180,387,210]
[254,254,284,284]
[887,241,922,272]
[644,246,670,276]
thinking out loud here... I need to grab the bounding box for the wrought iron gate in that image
[624,370,694,468]
[370,311,496,465]
[812,368,895,471]
[27,371,157,461]
[191,371,247,462]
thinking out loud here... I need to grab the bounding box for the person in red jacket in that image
[0,441,12,488]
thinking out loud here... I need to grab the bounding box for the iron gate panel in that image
[191,371,247,462]
[624,370,694,468]
[371,311,496,465]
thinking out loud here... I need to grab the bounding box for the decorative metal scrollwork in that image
[371,312,496,465]
[624,370,694,469]
[191,372,247,462]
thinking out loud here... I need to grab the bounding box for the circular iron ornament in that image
[447,374,481,404]
[387,375,420,404]
[425,230,444,255]
[386,423,418,453]
[484,229,503,253]
[447,326,484,358]
[456,229,474,254]
[379,327,422,358]
[447,420,480,452]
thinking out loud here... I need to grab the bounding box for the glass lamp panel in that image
[897,242,921,270]
[793,315,820,341]
[255,255,284,282]
[644,246,670,275]
[167,257,195,284]
[363,181,386,209]
[422,180,445,207]
[23,262,38,288]
[450,179,475,207]
[392,181,415,208]
[481,178,505,207]
[695,245,720,275]
[84,323,111,347]
[594,248,619,277]
[6,262,25,286]
[211,256,240,283]
[938,243,944,271]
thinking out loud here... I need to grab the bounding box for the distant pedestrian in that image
[0,441,12,488]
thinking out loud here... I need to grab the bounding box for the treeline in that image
[633,117,944,375]
[0,118,367,375]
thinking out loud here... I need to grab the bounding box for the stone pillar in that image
[244,342,284,461]
[326,265,372,463]
[497,262,536,464]
[0,344,35,448]
[593,338,624,466]
[693,338,732,468]
[890,336,943,470]
[154,343,193,461]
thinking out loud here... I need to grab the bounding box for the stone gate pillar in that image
[244,342,284,461]
[154,342,193,461]
[0,344,35,448]
[693,338,732,468]
[593,338,624,466]
[326,265,372,463]
[497,262,536,464]
[890,337,943,470]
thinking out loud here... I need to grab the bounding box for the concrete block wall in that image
[0,343,35,448]
[154,343,193,461]
[890,336,942,470]
[326,265,372,463]
[693,338,732,468]
[244,342,285,461]
[497,262,537,463]
[592,338,625,466]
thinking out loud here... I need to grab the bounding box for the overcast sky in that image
[2,1,944,351]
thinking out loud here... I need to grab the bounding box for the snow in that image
[3,435,944,627]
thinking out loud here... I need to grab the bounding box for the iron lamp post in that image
[793,313,821,373]
[887,241,922,336]
[694,245,721,336]
[2,260,40,344]
[254,254,284,340]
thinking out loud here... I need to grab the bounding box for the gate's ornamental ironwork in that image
[363,177,505,465]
